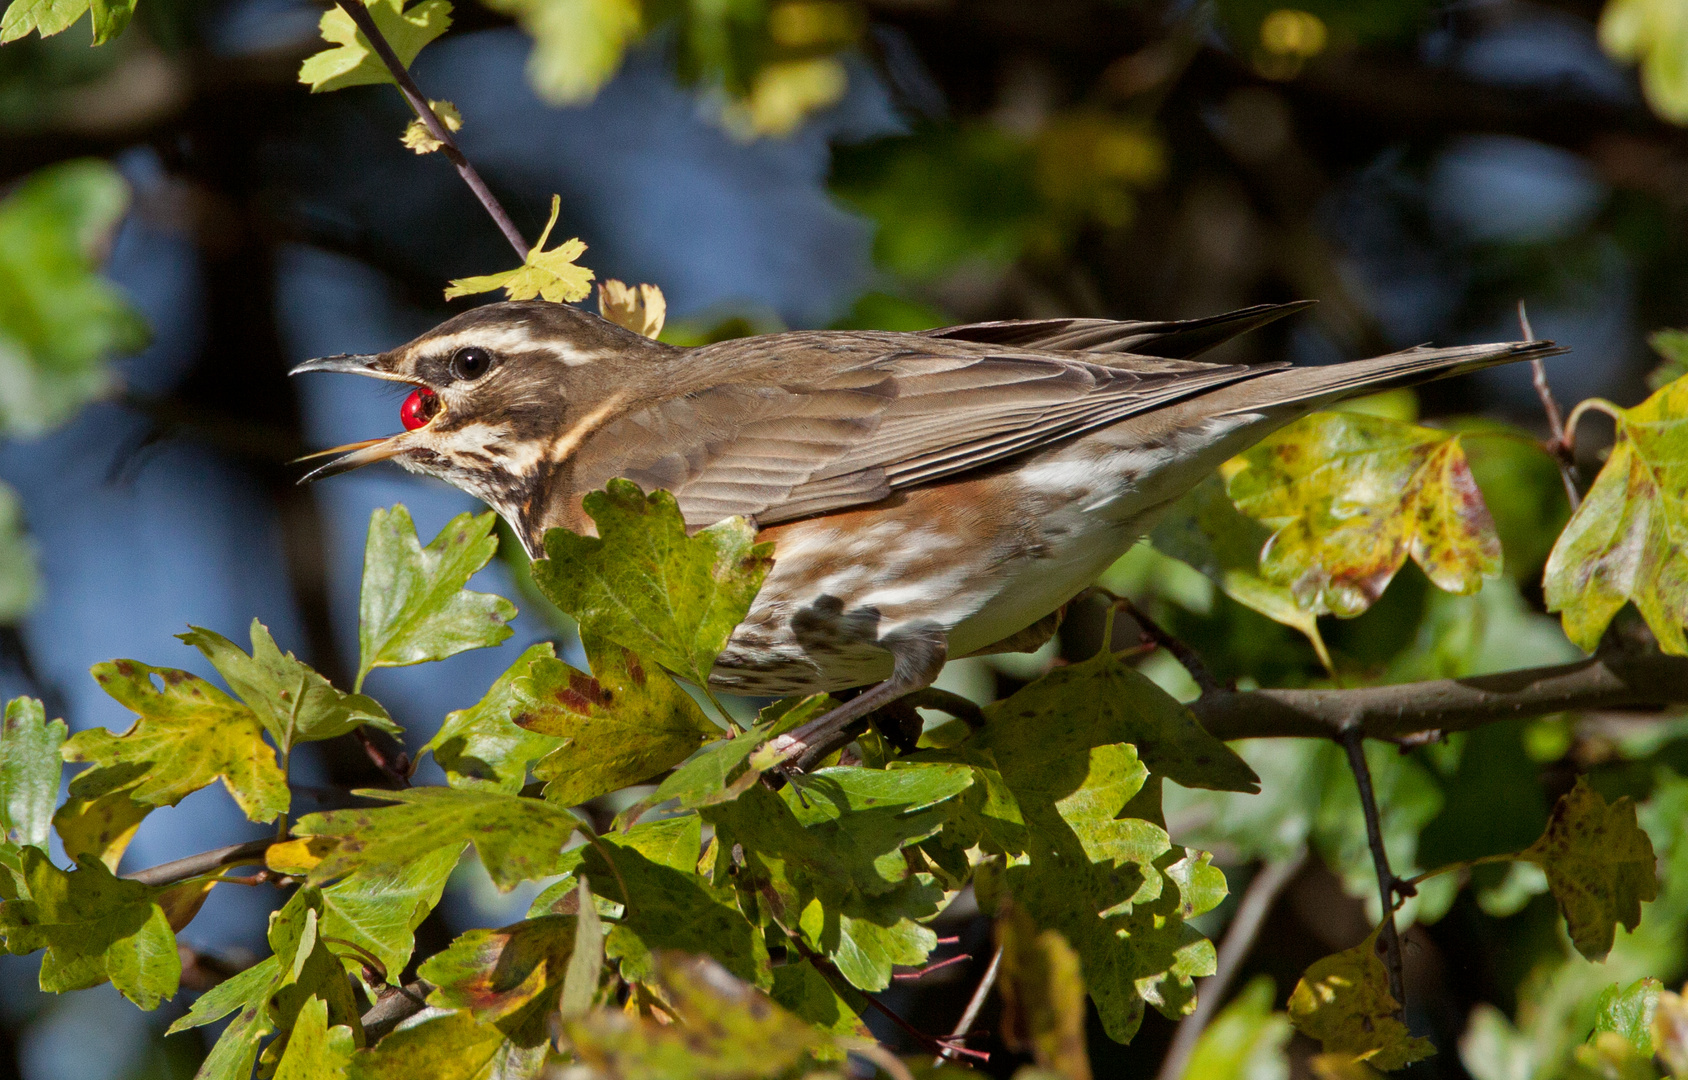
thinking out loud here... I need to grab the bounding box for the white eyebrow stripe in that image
[417,327,598,366]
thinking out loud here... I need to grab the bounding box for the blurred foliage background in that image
[3,0,1688,1078]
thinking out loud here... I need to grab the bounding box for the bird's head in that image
[289,300,673,527]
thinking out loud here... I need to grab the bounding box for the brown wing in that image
[570,348,1277,528]
[924,300,1315,358]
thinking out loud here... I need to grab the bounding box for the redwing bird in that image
[292,302,1558,770]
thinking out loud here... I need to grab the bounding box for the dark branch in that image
[1518,301,1581,510]
[1341,730,1407,1013]
[1189,653,1688,742]
[362,980,434,1041]
[331,0,529,259]
[124,838,276,887]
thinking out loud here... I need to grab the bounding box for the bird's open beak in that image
[292,437,408,483]
[288,353,412,383]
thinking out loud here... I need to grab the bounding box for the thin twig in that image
[124,838,276,888]
[937,945,1003,1066]
[893,952,972,981]
[331,0,528,259]
[1156,849,1307,1080]
[1340,730,1406,1013]
[1518,300,1580,510]
[1115,596,1225,695]
[355,727,412,787]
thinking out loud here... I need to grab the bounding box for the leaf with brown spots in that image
[1226,412,1502,618]
[1287,924,1434,1071]
[524,633,719,807]
[421,643,567,794]
[1544,376,1688,653]
[289,787,580,891]
[418,913,579,1044]
[531,478,774,689]
[1,696,64,853]
[67,660,289,824]
[356,506,515,692]
[1519,777,1658,961]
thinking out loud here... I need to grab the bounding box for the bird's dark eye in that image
[450,346,494,381]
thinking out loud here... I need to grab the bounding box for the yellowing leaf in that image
[1600,0,1688,124]
[69,660,289,824]
[401,99,462,154]
[273,996,354,1080]
[1227,412,1502,617]
[1183,976,1292,1080]
[597,279,666,338]
[298,0,453,93]
[1287,924,1434,1071]
[53,790,149,872]
[1519,777,1658,961]
[1544,379,1688,653]
[444,195,595,304]
[491,0,641,105]
[722,57,849,138]
[997,901,1092,1080]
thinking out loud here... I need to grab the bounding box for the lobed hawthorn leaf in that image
[53,790,149,872]
[1544,376,1688,654]
[535,814,772,991]
[261,888,366,1072]
[1182,976,1292,1080]
[523,633,719,806]
[356,507,515,691]
[563,954,836,1080]
[1287,924,1435,1071]
[298,0,453,93]
[0,846,179,1009]
[401,99,462,154]
[423,643,567,794]
[597,279,666,339]
[0,0,131,42]
[348,1008,546,1080]
[181,619,398,750]
[0,160,147,436]
[288,787,580,892]
[445,195,595,305]
[1519,777,1659,961]
[997,900,1093,1080]
[1592,977,1662,1056]
[530,477,774,689]
[705,764,973,991]
[939,659,1229,1043]
[768,959,871,1050]
[69,659,289,824]
[1,696,64,851]
[419,912,580,1046]
[274,996,356,1080]
[319,844,461,984]
[1227,411,1503,618]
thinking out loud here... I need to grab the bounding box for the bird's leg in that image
[768,626,949,774]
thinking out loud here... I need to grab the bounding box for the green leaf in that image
[1227,411,1503,617]
[767,959,871,1047]
[168,955,280,1034]
[274,996,355,1080]
[420,914,579,1042]
[0,160,147,435]
[422,643,567,794]
[194,1002,275,1080]
[704,764,972,990]
[524,633,718,806]
[564,954,835,1079]
[951,666,1227,1043]
[264,888,365,1046]
[349,1009,546,1080]
[997,901,1092,1080]
[53,790,150,872]
[0,482,39,623]
[445,195,596,304]
[1544,378,1688,653]
[1,697,64,850]
[180,619,398,750]
[1519,777,1659,961]
[1182,977,1290,1080]
[560,878,603,1017]
[1152,474,1332,669]
[480,0,640,105]
[298,0,453,93]
[0,0,132,41]
[530,477,774,687]
[0,846,179,1009]
[1453,419,1572,581]
[1592,978,1662,1056]
[69,660,289,823]
[356,507,515,691]
[291,787,580,891]
[1287,924,1435,1071]
[634,695,829,818]
[320,844,461,983]
[1601,0,1688,124]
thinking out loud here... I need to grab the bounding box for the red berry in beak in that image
[400,387,437,431]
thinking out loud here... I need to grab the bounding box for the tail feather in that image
[1217,339,1567,415]
[925,300,1316,359]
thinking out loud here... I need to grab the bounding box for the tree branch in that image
[362,979,434,1041]
[331,0,529,259]
[1517,300,1580,510]
[124,838,277,887]
[1189,653,1688,742]
[1341,731,1407,1013]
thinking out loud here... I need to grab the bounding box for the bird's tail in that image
[1216,339,1567,416]
[925,300,1317,359]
